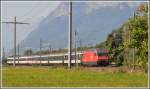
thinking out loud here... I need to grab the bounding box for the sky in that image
[2,1,60,22]
[1,1,60,53]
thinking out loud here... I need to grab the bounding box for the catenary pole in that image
[68,1,72,68]
[14,17,16,66]
[17,44,20,64]
[40,39,42,65]
[75,30,77,65]
[2,16,29,67]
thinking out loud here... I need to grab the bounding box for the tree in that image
[126,3,148,72]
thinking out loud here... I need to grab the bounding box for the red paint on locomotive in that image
[81,48,110,66]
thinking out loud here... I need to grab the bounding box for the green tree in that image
[126,3,148,72]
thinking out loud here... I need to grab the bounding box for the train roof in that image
[7,52,83,59]
[85,48,109,53]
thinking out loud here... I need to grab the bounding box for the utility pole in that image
[14,17,16,66]
[76,29,82,65]
[132,11,136,70]
[3,48,5,64]
[2,16,29,67]
[68,1,72,69]
[40,39,42,65]
[48,44,52,64]
[75,30,79,67]
[133,48,135,70]
[49,44,52,54]
[29,48,32,65]
[124,25,130,69]
[17,44,20,64]
[74,30,77,65]
[128,25,131,70]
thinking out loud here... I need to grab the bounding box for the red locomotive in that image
[81,48,110,66]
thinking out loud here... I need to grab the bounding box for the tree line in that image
[96,3,148,72]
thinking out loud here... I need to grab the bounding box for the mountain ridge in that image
[20,2,141,52]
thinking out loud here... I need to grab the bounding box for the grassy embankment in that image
[2,66,148,87]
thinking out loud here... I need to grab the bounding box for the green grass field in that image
[2,66,148,87]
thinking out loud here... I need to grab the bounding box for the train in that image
[81,48,110,66]
[6,52,83,65]
[6,48,110,66]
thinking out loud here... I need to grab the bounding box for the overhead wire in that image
[19,2,57,23]
[18,2,41,22]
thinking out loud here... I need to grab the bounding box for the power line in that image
[18,2,40,21]
[19,2,54,23]
[2,2,51,24]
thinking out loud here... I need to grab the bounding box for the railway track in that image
[80,65,130,73]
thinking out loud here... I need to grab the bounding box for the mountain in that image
[21,2,141,52]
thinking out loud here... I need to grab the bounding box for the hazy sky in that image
[1,1,60,53]
[2,1,60,22]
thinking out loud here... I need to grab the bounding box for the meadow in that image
[2,66,148,87]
